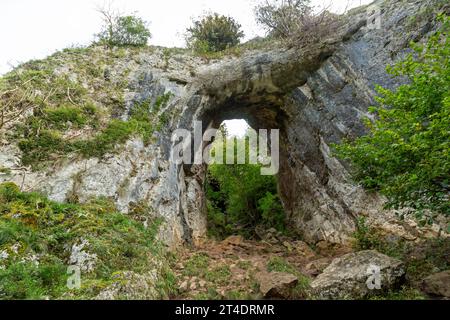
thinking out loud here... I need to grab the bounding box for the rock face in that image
[311,250,405,299]
[0,0,447,247]
[421,271,450,298]
[255,271,298,298]
[95,271,161,300]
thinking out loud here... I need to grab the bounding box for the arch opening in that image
[199,114,291,240]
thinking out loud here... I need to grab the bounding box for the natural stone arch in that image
[169,27,377,246]
[1,0,437,249]
[164,0,436,246]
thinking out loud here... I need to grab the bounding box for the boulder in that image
[311,250,405,299]
[421,270,450,298]
[255,271,298,298]
[96,271,160,300]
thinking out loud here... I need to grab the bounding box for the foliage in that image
[193,36,278,60]
[255,0,312,38]
[204,265,231,285]
[0,182,169,300]
[258,192,285,232]
[352,217,382,251]
[96,9,151,47]
[406,0,449,31]
[183,253,210,277]
[15,92,172,169]
[369,286,426,300]
[351,216,410,259]
[186,13,244,53]
[267,256,297,274]
[206,135,286,239]
[352,216,450,299]
[334,15,450,220]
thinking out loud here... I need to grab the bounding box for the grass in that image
[183,253,210,277]
[224,290,255,300]
[14,92,172,170]
[205,265,231,285]
[193,37,278,60]
[0,182,171,300]
[1,43,173,171]
[237,260,251,270]
[369,286,426,300]
[193,288,221,300]
[0,167,11,175]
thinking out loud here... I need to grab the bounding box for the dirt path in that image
[172,234,352,300]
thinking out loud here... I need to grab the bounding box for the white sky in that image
[0,0,372,135]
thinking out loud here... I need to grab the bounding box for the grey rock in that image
[311,250,405,299]
[255,271,299,298]
[421,270,450,298]
[96,271,161,300]
[0,0,447,248]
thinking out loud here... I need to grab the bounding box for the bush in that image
[186,13,244,53]
[255,0,339,43]
[96,8,151,47]
[334,15,450,220]
[255,0,312,38]
[258,192,285,232]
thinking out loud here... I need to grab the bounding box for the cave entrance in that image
[203,118,287,240]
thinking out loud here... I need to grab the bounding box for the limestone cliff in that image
[0,0,447,248]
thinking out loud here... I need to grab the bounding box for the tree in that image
[334,15,450,222]
[186,13,244,53]
[254,0,338,41]
[96,5,151,47]
[255,0,312,38]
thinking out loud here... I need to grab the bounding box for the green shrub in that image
[255,0,313,38]
[18,130,71,167]
[96,10,151,47]
[258,192,285,232]
[186,13,244,53]
[352,217,382,251]
[334,15,450,220]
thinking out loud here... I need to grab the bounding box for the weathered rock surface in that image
[0,0,448,248]
[311,250,405,299]
[255,271,298,298]
[95,254,170,300]
[421,270,450,298]
[95,270,161,300]
[304,258,332,277]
